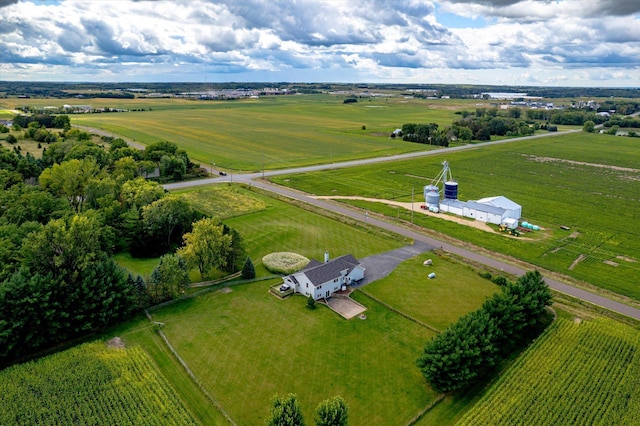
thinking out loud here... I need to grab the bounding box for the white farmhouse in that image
[282,254,365,300]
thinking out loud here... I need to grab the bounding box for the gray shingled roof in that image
[300,254,360,287]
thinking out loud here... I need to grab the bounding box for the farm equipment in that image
[499,224,521,236]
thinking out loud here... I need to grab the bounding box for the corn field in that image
[0,341,198,425]
[457,317,640,426]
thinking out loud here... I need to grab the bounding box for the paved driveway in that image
[354,241,433,287]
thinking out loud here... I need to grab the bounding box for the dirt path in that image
[313,195,497,233]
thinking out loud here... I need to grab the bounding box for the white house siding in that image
[349,266,365,282]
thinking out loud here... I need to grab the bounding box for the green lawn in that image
[113,252,160,277]
[149,279,439,425]
[364,252,500,331]
[271,132,640,300]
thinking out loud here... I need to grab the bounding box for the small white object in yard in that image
[359,313,367,320]
[423,259,433,266]
[428,272,436,279]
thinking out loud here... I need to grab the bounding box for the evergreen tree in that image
[241,256,256,279]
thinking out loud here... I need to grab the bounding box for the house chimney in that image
[324,251,329,263]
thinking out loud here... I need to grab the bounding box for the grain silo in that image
[424,184,440,208]
[444,180,458,200]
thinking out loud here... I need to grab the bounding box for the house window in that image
[306,283,308,288]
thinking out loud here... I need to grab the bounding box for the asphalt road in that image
[153,129,640,321]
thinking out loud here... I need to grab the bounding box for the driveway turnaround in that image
[355,241,433,288]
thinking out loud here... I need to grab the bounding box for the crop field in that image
[149,279,439,425]
[363,251,500,330]
[271,132,640,299]
[0,341,198,425]
[456,317,640,425]
[11,95,463,171]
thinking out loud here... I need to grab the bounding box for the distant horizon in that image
[1,80,638,90]
[1,1,639,87]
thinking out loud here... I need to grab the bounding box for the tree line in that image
[0,126,246,366]
[396,106,616,145]
[416,270,552,393]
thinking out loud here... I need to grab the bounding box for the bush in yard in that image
[262,252,310,275]
[307,295,316,310]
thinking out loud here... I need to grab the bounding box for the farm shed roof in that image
[476,196,521,211]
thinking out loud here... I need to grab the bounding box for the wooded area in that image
[0,118,245,366]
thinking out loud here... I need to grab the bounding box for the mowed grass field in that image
[5,95,463,171]
[363,251,500,331]
[271,132,640,300]
[456,316,640,426]
[150,280,438,425]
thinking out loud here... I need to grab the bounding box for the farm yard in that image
[271,132,640,300]
[2,90,640,426]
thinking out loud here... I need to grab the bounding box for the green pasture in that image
[363,252,500,331]
[271,132,640,299]
[457,317,640,425]
[0,109,16,119]
[149,279,438,425]
[113,252,160,278]
[0,132,46,158]
[52,95,460,171]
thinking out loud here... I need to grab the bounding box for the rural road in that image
[79,123,640,321]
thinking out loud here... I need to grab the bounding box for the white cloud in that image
[0,0,637,85]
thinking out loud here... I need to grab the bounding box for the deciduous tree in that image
[141,195,196,255]
[147,254,190,302]
[39,158,102,211]
[266,394,305,426]
[315,396,348,426]
[178,218,232,279]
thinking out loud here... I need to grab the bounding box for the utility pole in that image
[411,186,414,224]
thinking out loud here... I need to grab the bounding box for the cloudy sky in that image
[1,0,639,86]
